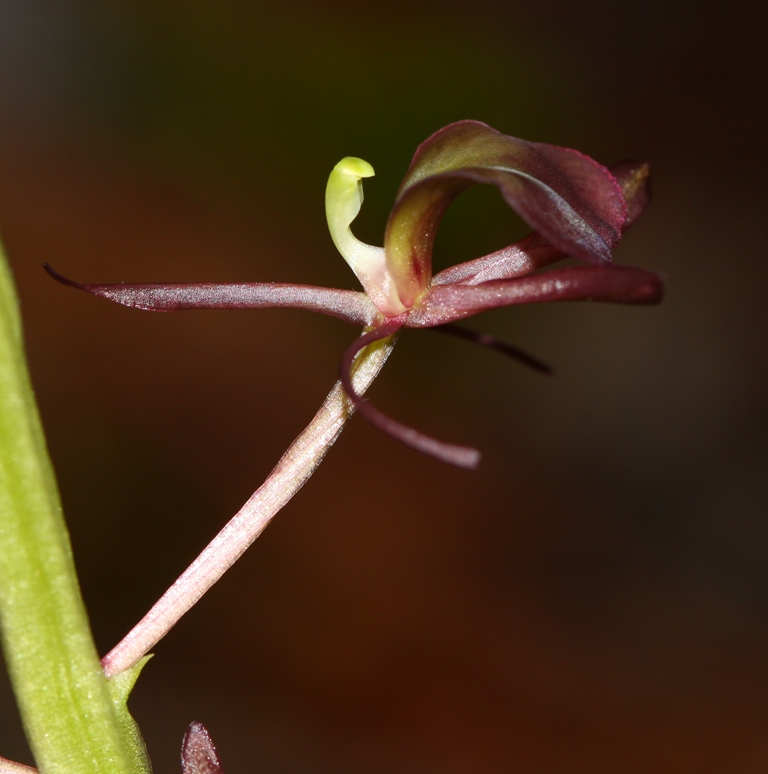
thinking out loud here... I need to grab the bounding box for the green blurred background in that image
[1,1,767,771]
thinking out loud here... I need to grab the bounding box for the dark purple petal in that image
[339,324,481,469]
[181,722,223,774]
[385,121,627,306]
[44,264,376,326]
[432,323,553,375]
[408,266,664,327]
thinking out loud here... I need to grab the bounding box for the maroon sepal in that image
[44,264,376,326]
[409,266,664,327]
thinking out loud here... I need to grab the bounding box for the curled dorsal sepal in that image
[385,120,628,308]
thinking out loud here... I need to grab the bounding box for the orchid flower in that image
[45,121,663,686]
[47,120,662,470]
[0,121,662,774]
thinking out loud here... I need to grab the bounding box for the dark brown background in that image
[2,1,767,771]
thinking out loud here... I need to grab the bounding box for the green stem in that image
[0,240,151,773]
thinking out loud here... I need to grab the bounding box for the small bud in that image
[181,722,224,774]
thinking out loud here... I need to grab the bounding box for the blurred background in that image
[1,1,767,771]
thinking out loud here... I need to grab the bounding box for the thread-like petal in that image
[432,324,553,374]
[339,324,481,469]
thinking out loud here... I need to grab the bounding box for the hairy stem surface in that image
[102,331,396,677]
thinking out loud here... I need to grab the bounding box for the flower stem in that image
[0,756,38,774]
[101,330,396,677]
[0,241,150,773]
